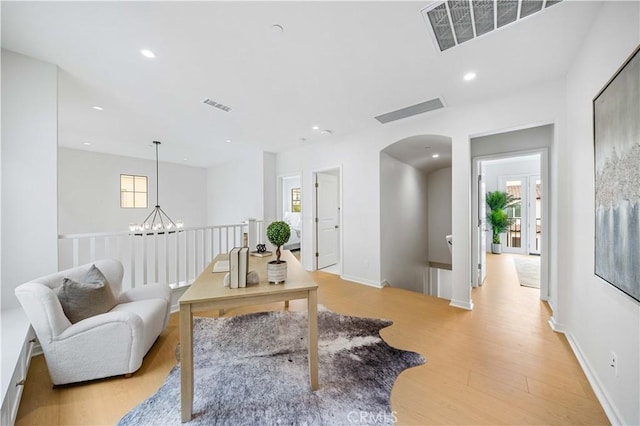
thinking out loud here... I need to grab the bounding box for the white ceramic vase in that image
[267,260,287,284]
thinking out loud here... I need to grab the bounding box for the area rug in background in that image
[119,309,425,426]
[513,256,541,288]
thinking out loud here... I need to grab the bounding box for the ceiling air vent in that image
[203,98,232,112]
[375,98,445,124]
[422,0,562,52]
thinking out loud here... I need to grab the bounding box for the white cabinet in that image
[1,309,36,426]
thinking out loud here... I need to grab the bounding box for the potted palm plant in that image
[486,191,516,254]
[266,221,291,283]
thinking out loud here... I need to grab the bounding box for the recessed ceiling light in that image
[312,126,320,131]
[92,105,103,111]
[271,24,284,34]
[432,153,440,158]
[320,130,333,135]
[140,49,156,59]
[83,142,91,146]
[225,139,232,143]
[463,72,476,81]
[183,158,188,161]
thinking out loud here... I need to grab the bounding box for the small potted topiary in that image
[266,221,291,283]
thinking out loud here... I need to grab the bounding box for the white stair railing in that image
[58,219,264,291]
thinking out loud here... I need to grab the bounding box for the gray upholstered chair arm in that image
[119,282,170,304]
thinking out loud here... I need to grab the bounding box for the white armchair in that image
[14,259,170,385]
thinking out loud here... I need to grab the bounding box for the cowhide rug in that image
[119,308,425,425]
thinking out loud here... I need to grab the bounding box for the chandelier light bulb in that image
[128,141,184,234]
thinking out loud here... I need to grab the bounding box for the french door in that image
[499,175,541,255]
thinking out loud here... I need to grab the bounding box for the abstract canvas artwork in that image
[593,44,640,302]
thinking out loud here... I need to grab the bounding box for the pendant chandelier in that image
[129,141,183,234]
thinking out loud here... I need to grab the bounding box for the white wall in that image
[1,50,58,310]
[262,152,277,229]
[380,153,429,292]
[561,2,640,424]
[58,148,207,234]
[427,167,452,265]
[471,125,554,158]
[277,79,564,305]
[206,151,264,225]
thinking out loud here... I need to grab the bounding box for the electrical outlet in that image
[610,352,618,377]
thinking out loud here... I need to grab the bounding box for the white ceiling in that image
[1,1,601,168]
[382,134,452,174]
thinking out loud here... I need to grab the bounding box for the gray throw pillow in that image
[57,264,118,323]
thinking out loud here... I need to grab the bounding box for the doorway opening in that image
[313,168,341,274]
[278,174,302,263]
[472,150,548,298]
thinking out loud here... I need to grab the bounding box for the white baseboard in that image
[547,299,556,313]
[340,275,384,288]
[449,299,474,310]
[547,316,565,333]
[564,331,624,425]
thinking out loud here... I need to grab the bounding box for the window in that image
[291,188,301,212]
[120,174,148,208]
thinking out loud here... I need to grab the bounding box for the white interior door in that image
[478,167,487,285]
[472,160,487,286]
[316,172,339,269]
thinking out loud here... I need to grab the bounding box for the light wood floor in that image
[16,253,608,425]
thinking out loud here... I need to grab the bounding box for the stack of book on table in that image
[228,247,249,289]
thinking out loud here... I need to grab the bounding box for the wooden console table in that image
[178,250,318,422]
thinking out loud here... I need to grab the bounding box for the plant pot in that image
[267,260,287,284]
[491,243,502,254]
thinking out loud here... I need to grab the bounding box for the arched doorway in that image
[379,134,452,296]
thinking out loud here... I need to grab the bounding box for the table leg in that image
[308,289,319,390]
[284,300,289,309]
[180,304,193,422]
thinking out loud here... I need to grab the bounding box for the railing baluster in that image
[185,230,190,285]
[72,238,79,267]
[211,228,215,259]
[154,233,159,283]
[59,224,254,289]
[130,234,136,288]
[104,237,110,259]
[232,226,236,247]
[165,231,170,286]
[142,232,148,285]
[202,229,206,271]
[89,237,96,262]
[176,230,180,287]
